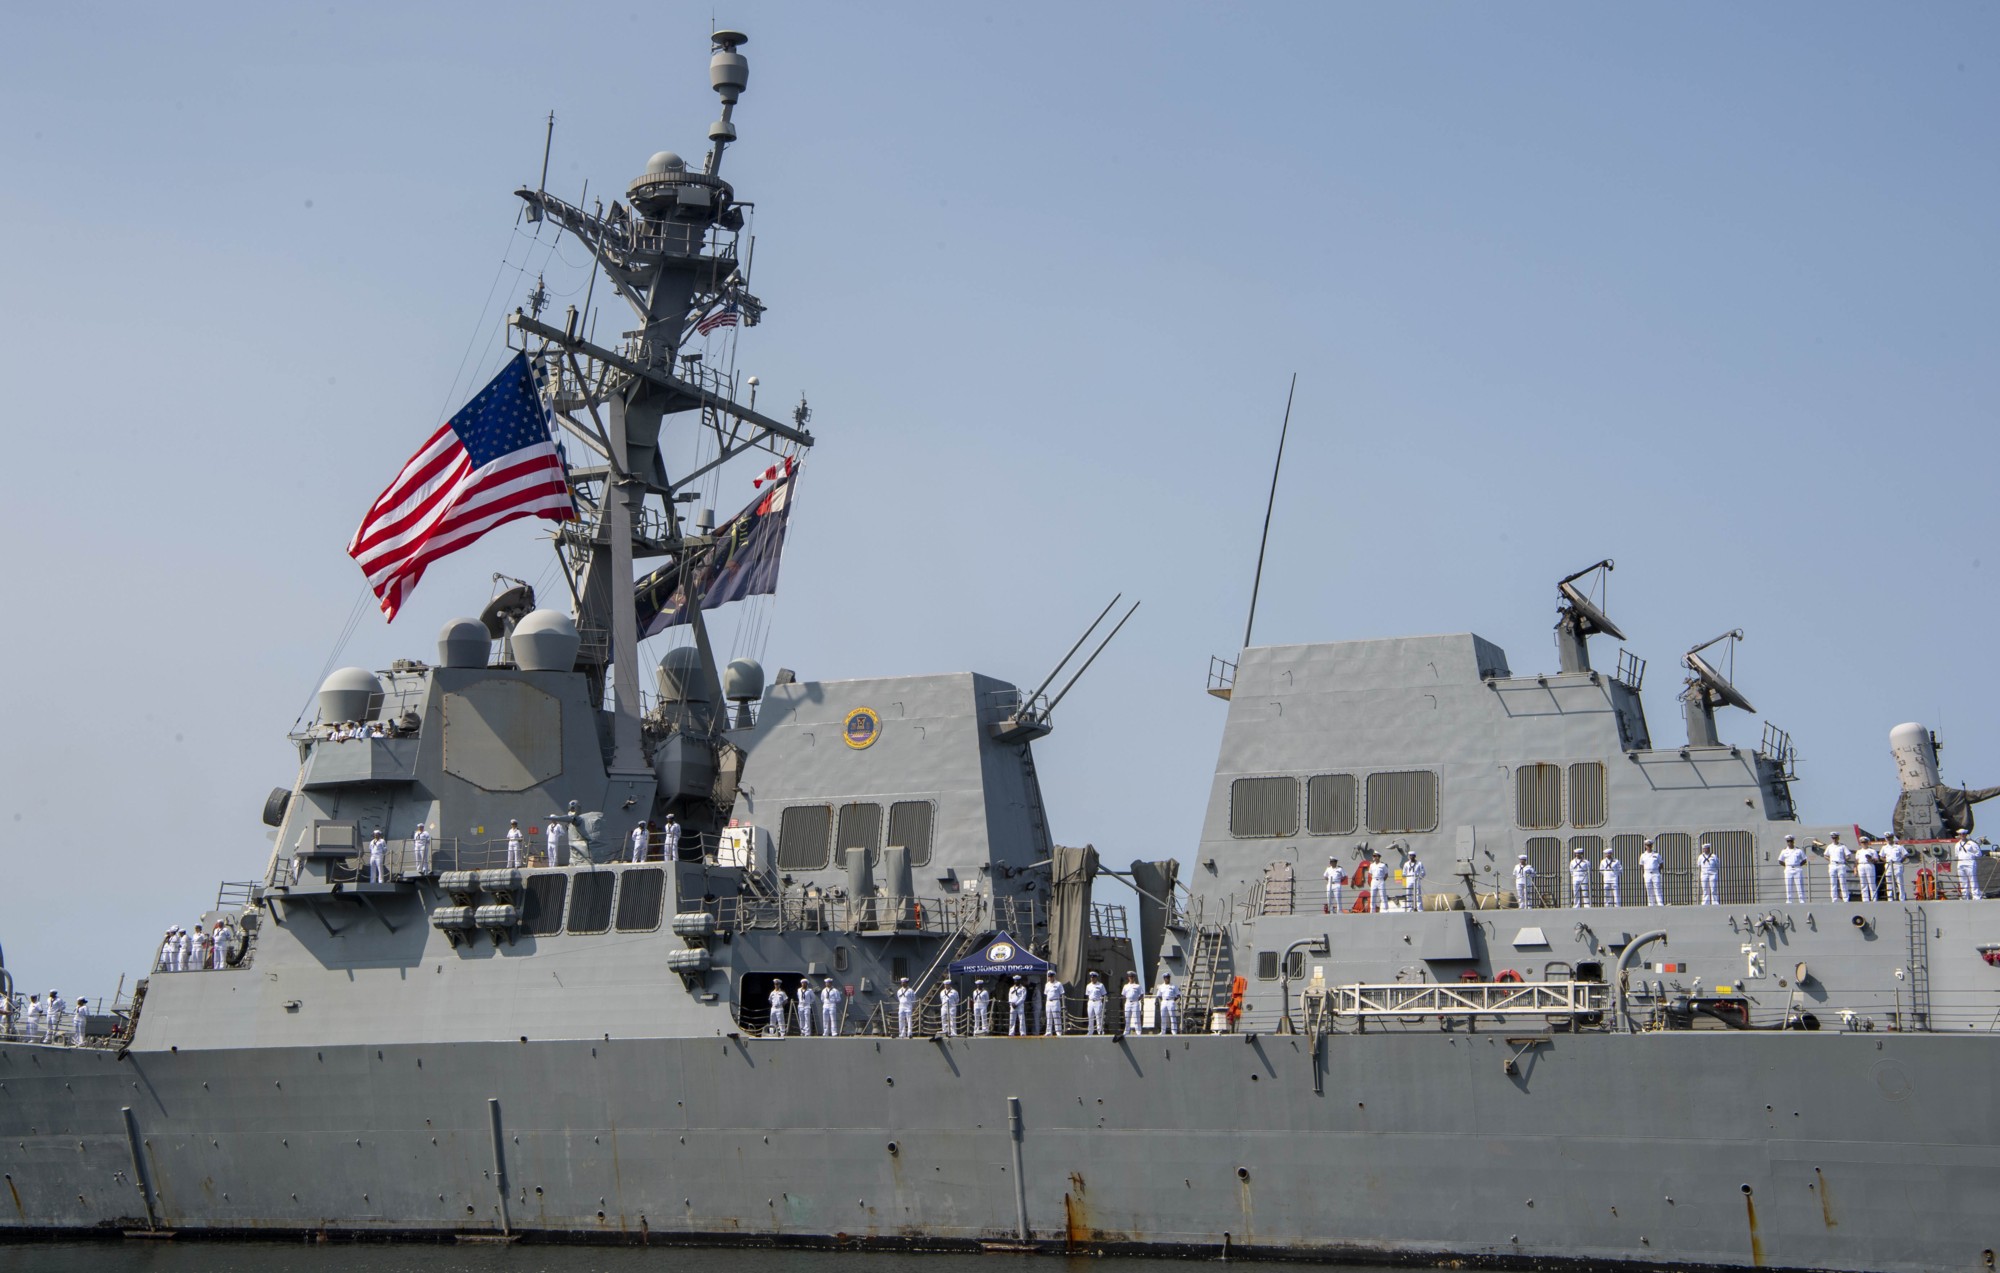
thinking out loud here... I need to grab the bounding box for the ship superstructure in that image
[2,32,1998,1273]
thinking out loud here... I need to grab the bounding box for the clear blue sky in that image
[3,4,1997,1001]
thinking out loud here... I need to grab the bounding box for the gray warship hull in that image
[2,1026,1991,1271]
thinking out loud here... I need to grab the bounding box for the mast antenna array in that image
[1553,559,1623,673]
[1680,628,1753,748]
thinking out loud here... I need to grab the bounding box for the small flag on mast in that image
[348,352,575,621]
[695,301,740,335]
[635,460,798,635]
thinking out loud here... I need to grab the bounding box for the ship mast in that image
[508,29,813,780]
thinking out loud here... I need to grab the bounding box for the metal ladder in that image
[1905,905,1931,1031]
[1186,922,1232,1027]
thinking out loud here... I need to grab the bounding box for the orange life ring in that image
[1915,867,1938,901]
[1494,969,1524,984]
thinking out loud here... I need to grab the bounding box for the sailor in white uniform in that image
[44,991,65,1043]
[1954,834,1987,900]
[1824,833,1851,903]
[971,979,992,1035]
[1404,853,1427,912]
[895,977,917,1037]
[1599,849,1623,907]
[1120,971,1145,1035]
[367,829,387,883]
[1569,847,1593,908]
[1042,975,1066,1037]
[179,926,195,971]
[1366,852,1389,913]
[71,999,88,1045]
[212,922,232,969]
[159,930,178,973]
[1007,977,1029,1037]
[1697,842,1721,906]
[628,821,649,864]
[821,977,843,1036]
[190,924,210,971]
[1156,973,1181,1035]
[413,823,433,875]
[662,814,682,861]
[1883,838,1909,901]
[23,996,42,1041]
[1779,834,1809,903]
[1513,854,1536,909]
[766,983,789,1037]
[505,819,524,869]
[940,982,961,1036]
[1083,971,1107,1035]
[794,978,815,1037]
[1322,857,1344,913]
[1857,839,1881,901]
[1640,839,1665,907]
[543,818,566,868]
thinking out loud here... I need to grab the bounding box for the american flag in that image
[348,352,575,620]
[696,301,740,335]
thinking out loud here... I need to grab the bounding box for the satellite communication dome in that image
[438,618,490,669]
[657,645,710,702]
[513,609,581,673]
[317,667,382,727]
[646,151,685,174]
[723,658,765,703]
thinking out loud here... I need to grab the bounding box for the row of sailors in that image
[1318,851,1431,912]
[1499,832,1993,909]
[763,971,1187,1039]
[339,810,684,884]
[156,922,238,971]
[318,713,419,742]
[0,991,93,1044]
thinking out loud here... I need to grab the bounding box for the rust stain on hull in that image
[1744,1187,1764,1267]
[1814,1167,1837,1229]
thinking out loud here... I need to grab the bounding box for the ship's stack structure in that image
[2,32,1999,1273]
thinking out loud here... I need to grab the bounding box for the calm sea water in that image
[0,1246,1400,1273]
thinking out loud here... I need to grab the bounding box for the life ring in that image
[1494,969,1524,984]
[1915,867,1938,901]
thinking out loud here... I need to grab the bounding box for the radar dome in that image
[318,667,382,727]
[723,658,765,703]
[646,151,686,174]
[657,645,711,702]
[513,609,581,673]
[438,618,490,669]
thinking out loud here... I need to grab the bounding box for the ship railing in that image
[214,880,261,912]
[1206,655,1236,700]
[1307,979,1608,1031]
[1275,865,1776,914]
[1089,902,1129,939]
[707,892,992,936]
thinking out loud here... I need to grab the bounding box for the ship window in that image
[833,945,850,973]
[521,874,567,936]
[1515,764,1564,830]
[833,803,882,867]
[1569,762,1607,828]
[1285,950,1306,979]
[1230,776,1298,838]
[887,801,935,868]
[567,871,615,934]
[1655,832,1694,905]
[1305,774,1358,835]
[1524,837,1564,907]
[1256,950,1280,980]
[615,867,665,932]
[1365,771,1438,833]
[778,804,832,871]
[1703,830,1757,904]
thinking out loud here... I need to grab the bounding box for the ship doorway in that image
[739,971,808,1035]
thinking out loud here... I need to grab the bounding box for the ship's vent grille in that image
[568,872,614,934]
[835,802,882,866]
[1256,950,1280,980]
[1305,774,1358,835]
[1524,837,1564,906]
[1516,765,1564,829]
[778,805,832,870]
[1604,834,1641,899]
[887,801,935,868]
[1569,762,1607,827]
[616,868,666,932]
[1655,832,1694,905]
[1365,771,1438,834]
[1703,830,1757,904]
[522,874,567,936]
[1230,777,1298,838]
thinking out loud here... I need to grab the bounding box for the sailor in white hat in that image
[1954,831,1988,901]
[628,819,648,863]
[820,976,843,1037]
[71,998,88,1045]
[662,813,682,861]
[971,978,992,1036]
[1598,847,1623,907]
[1156,972,1181,1035]
[1513,853,1536,909]
[1006,976,1029,1037]
[1639,838,1665,907]
[1856,837,1881,902]
[189,922,210,971]
[1697,841,1721,906]
[794,977,815,1037]
[939,979,961,1036]
[413,821,433,874]
[1404,851,1428,912]
[1883,835,1909,901]
[44,990,65,1043]
[1042,973,1066,1037]
[895,976,917,1037]
[1083,971,1108,1035]
[1824,832,1851,904]
[505,818,524,869]
[1120,970,1145,1035]
[765,980,790,1037]
[1569,845,1593,908]
[1366,847,1388,913]
[1779,833,1809,903]
[367,827,387,883]
[1322,856,1344,913]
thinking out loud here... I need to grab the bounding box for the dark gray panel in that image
[1305,773,1358,835]
[1516,764,1563,829]
[1231,776,1298,838]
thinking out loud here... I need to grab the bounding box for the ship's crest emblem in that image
[844,707,881,749]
